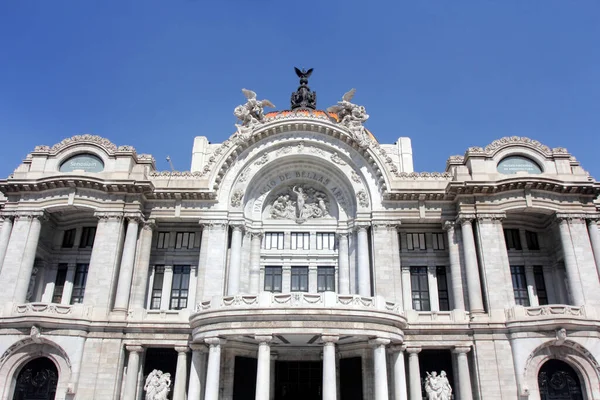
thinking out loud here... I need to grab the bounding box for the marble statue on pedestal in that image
[424,370,452,400]
[144,369,171,400]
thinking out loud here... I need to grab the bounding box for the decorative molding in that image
[94,211,124,221]
[230,189,244,208]
[15,303,72,315]
[350,170,361,183]
[330,152,346,166]
[476,213,506,222]
[356,190,369,208]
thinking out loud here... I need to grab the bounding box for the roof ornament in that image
[291,67,317,110]
[233,89,275,139]
[327,89,371,148]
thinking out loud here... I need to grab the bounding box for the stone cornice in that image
[0,177,154,195]
[555,213,599,222]
[447,178,600,197]
[476,212,506,222]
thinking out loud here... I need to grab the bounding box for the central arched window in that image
[13,357,58,400]
[538,359,583,400]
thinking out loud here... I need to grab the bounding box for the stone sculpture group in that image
[424,370,452,400]
[144,369,171,400]
[327,88,371,148]
[270,185,330,223]
[233,88,275,139]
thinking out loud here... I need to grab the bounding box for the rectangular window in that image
[317,266,335,292]
[533,266,549,305]
[150,266,165,310]
[410,266,430,311]
[70,263,89,304]
[316,233,336,250]
[263,233,285,250]
[291,266,309,292]
[407,233,426,251]
[504,229,522,250]
[526,231,540,251]
[52,264,68,303]
[436,266,450,311]
[170,265,191,310]
[175,232,195,249]
[264,267,282,292]
[432,233,445,250]
[511,265,530,306]
[156,232,170,249]
[290,233,310,250]
[79,227,96,248]
[62,229,76,248]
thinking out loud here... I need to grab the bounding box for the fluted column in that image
[322,335,338,400]
[204,338,225,400]
[356,223,371,296]
[172,347,189,400]
[453,347,473,400]
[195,223,210,304]
[557,217,585,305]
[114,215,141,311]
[337,233,350,295]
[390,345,408,400]
[123,346,143,400]
[13,213,45,303]
[587,219,600,276]
[249,231,263,294]
[370,338,390,400]
[406,347,421,400]
[255,335,273,400]
[0,214,14,271]
[187,344,207,400]
[227,223,244,295]
[443,221,465,310]
[130,220,155,309]
[458,217,484,312]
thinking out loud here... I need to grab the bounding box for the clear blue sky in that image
[1,1,599,178]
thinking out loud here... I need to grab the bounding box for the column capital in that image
[372,221,400,231]
[94,211,124,221]
[321,335,339,344]
[457,214,476,225]
[405,346,422,354]
[586,217,600,225]
[174,346,190,353]
[336,231,350,240]
[427,265,438,274]
[142,219,157,231]
[0,212,15,222]
[452,346,472,354]
[353,221,371,231]
[124,212,144,224]
[556,213,590,223]
[229,220,245,231]
[476,212,506,223]
[443,220,456,231]
[189,343,208,352]
[204,337,226,347]
[14,211,48,222]
[126,345,144,353]
[254,335,273,343]
[247,229,264,239]
[389,344,407,353]
[368,337,391,347]
[200,220,228,229]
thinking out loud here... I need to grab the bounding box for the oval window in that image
[497,155,542,174]
[60,153,105,172]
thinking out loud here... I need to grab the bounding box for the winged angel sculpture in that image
[327,89,371,148]
[233,89,275,139]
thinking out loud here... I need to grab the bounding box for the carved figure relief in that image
[144,369,172,400]
[424,371,452,400]
[269,185,330,223]
[231,189,244,208]
[356,190,369,207]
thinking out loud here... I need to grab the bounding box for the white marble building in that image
[0,81,599,400]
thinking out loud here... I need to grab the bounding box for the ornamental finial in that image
[291,67,317,110]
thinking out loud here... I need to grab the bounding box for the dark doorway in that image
[13,357,58,400]
[143,348,178,400]
[233,356,257,400]
[418,349,454,399]
[340,357,363,400]
[275,361,322,400]
[538,359,583,400]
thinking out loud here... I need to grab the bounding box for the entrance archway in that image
[12,357,58,400]
[538,359,583,400]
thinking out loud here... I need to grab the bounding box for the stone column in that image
[188,344,207,400]
[227,223,244,295]
[61,264,76,305]
[322,335,338,400]
[41,265,58,303]
[0,214,14,271]
[443,221,465,310]
[406,347,421,400]
[123,346,143,400]
[114,216,141,311]
[458,217,485,312]
[525,265,539,306]
[249,232,263,294]
[587,219,600,276]
[356,223,371,296]
[130,220,155,309]
[270,353,278,400]
[160,266,174,310]
[255,335,273,400]
[195,223,210,303]
[427,265,440,312]
[557,217,585,305]
[173,347,189,400]
[204,338,225,400]
[453,347,474,400]
[390,345,408,400]
[370,338,390,400]
[401,266,412,311]
[337,233,350,295]
[13,214,45,303]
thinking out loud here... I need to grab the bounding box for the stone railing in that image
[10,302,93,318]
[506,305,588,321]
[196,292,403,314]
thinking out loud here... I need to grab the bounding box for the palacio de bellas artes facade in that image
[0,68,599,400]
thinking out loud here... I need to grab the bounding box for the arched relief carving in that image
[521,340,600,399]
